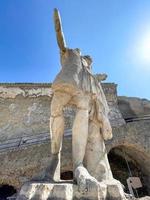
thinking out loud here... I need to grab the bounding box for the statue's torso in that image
[52,48,90,94]
[52,48,107,103]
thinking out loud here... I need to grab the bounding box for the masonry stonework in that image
[0,83,150,195]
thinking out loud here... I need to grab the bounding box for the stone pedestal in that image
[16,180,126,200]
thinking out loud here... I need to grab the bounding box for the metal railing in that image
[125,115,150,123]
[0,129,72,153]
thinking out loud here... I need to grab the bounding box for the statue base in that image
[16,180,126,200]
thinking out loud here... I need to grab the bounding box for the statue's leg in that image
[72,94,90,169]
[84,121,113,182]
[72,108,89,168]
[72,94,99,193]
[43,91,71,181]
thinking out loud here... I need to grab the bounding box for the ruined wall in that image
[0,83,124,141]
[102,83,125,127]
[0,83,150,193]
[118,96,150,119]
[108,96,150,194]
[0,84,52,140]
[107,120,150,194]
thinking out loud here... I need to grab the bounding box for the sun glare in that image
[140,35,150,60]
[129,28,150,71]
[137,32,150,66]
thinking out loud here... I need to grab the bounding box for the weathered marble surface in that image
[17,181,126,200]
[0,83,124,141]
[42,10,123,198]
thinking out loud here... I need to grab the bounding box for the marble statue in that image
[16,9,126,200]
[43,8,116,192]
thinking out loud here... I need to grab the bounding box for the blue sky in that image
[0,0,150,99]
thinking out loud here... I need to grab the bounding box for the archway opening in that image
[108,146,149,197]
[61,171,73,180]
[0,185,16,200]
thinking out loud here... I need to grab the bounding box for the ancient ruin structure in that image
[46,8,114,183]
[0,82,150,199]
[0,8,150,200]
[15,8,126,199]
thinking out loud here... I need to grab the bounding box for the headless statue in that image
[43,8,116,193]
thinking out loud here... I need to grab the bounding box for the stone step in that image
[16,180,126,200]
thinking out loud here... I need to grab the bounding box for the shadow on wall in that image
[108,145,150,197]
[61,171,73,180]
[118,99,137,119]
[0,185,16,200]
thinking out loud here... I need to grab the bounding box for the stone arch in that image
[108,144,150,197]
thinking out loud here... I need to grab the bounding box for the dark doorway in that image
[61,171,73,180]
[0,185,16,200]
[108,146,149,197]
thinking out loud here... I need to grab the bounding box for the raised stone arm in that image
[53,8,66,53]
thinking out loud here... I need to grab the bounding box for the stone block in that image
[16,181,126,200]
[104,180,126,200]
[16,182,73,200]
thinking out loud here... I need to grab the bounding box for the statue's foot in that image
[74,165,99,194]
